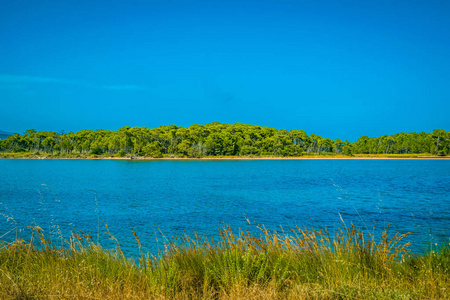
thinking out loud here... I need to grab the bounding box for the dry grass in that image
[0,223,449,299]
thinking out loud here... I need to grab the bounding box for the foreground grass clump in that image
[0,224,449,299]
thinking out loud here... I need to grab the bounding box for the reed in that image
[0,223,448,299]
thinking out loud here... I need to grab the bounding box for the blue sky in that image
[1,0,449,141]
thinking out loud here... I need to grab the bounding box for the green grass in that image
[0,223,449,299]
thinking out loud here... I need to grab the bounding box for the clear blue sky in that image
[1,0,449,141]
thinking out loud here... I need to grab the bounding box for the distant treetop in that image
[0,123,448,157]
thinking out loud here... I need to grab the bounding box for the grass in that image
[0,222,449,299]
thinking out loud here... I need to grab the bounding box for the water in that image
[0,159,449,255]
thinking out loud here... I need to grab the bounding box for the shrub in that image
[117,149,125,157]
[90,146,104,155]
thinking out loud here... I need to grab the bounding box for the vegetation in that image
[0,223,448,299]
[0,123,449,158]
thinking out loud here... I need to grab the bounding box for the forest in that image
[0,123,448,157]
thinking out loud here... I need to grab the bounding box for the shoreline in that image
[1,155,448,160]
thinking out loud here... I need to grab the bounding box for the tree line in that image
[0,123,448,157]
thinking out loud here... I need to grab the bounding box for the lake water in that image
[0,159,449,255]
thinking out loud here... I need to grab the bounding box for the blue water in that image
[0,159,449,255]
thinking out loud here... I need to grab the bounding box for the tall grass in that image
[0,223,449,299]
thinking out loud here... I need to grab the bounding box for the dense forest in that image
[0,123,448,157]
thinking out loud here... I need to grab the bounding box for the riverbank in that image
[1,224,448,299]
[0,152,448,160]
